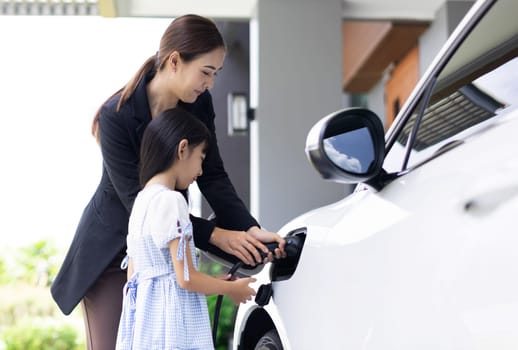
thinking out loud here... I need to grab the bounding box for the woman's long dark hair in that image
[91,14,225,141]
[139,108,210,187]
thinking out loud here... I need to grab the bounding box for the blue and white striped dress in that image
[116,184,213,350]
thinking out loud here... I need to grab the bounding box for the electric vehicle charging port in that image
[270,228,306,282]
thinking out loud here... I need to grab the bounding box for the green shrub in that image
[0,254,15,285]
[0,283,85,350]
[1,317,84,350]
[207,294,237,350]
[15,240,60,287]
[0,284,58,328]
[0,241,85,350]
[200,258,238,350]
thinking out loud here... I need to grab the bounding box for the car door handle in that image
[464,180,518,216]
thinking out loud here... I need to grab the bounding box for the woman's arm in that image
[209,226,286,265]
[184,92,258,237]
[169,238,256,304]
[181,92,286,264]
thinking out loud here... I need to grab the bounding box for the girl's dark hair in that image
[91,14,225,140]
[139,108,210,187]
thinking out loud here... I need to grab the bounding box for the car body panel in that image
[266,110,518,349]
[233,0,518,348]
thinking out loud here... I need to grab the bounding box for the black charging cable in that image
[211,243,278,346]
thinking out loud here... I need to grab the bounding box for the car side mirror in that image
[305,108,385,183]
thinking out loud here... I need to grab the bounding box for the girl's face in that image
[174,47,225,103]
[175,141,206,190]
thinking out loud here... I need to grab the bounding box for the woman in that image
[51,14,284,350]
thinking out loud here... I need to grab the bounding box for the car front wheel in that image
[254,329,283,350]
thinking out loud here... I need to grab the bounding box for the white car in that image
[230,0,518,348]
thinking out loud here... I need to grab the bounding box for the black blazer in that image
[51,72,258,315]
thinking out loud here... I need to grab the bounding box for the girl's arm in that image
[126,257,134,280]
[169,238,256,305]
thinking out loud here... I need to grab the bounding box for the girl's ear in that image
[177,139,189,159]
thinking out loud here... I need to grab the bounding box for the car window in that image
[383,0,518,173]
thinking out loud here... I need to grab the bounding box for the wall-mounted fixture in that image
[227,92,252,136]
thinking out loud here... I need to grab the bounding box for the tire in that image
[254,329,283,350]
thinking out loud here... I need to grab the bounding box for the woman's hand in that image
[246,226,286,263]
[209,226,286,266]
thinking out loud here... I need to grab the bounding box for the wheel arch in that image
[236,307,277,350]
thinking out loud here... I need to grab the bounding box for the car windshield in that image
[383,0,518,173]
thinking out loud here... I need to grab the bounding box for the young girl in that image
[115,108,257,350]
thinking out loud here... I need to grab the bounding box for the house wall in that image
[250,0,345,231]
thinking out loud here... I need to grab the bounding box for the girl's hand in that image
[228,277,257,304]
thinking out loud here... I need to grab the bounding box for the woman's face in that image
[174,47,225,103]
